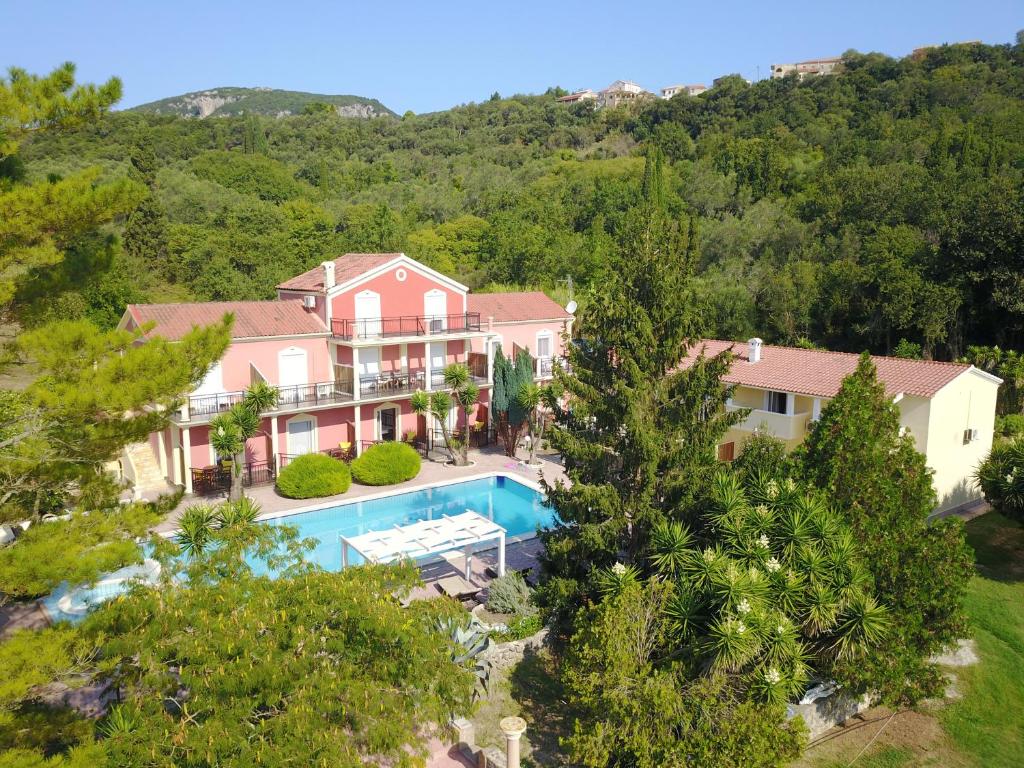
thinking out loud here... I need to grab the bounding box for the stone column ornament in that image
[499,716,527,768]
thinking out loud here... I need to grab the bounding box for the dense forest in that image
[12,38,1024,360]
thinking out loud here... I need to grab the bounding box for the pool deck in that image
[155,445,566,533]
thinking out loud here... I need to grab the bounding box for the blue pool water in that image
[255,474,554,573]
[40,475,554,622]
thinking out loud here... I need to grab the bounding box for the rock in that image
[929,639,979,667]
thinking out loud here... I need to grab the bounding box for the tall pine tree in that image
[538,148,742,620]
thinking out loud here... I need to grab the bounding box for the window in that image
[536,333,552,359]
[717,442,736,462]
[766,391,788,414]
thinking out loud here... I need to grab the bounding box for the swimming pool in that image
[40,474,554,622]
[254,474,555,573]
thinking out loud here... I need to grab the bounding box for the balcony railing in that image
[331,312,482,340]
[191,459,276,496]
[360,370,425,398]
[725,404,811,441]
[181,380,354,421]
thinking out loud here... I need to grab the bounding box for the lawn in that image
[799,511,1024,768]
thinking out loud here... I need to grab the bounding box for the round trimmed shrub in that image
[351,442,421,486]
[276,453,351,499]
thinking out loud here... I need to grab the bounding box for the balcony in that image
[360,370,426,398]
[179,380,354,423]
[725,404,811,441]
[331,312,482,341]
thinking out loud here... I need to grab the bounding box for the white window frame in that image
[374,402,402,441]
[535,330,553,360]
[285,413,318,455]
[277,346,309,388]
[764,391,788,415]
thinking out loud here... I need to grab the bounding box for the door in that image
[378,407,398,442]
[430,342,446,387]
[287,418,315,455]
[424,290,447,333]
[355,290,382,338]
[359,347,380,395]
[278,348,307,403]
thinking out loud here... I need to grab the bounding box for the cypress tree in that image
[491,347,530,457]
[796,353,974,704]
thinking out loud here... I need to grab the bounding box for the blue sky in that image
[2,1,1021,114]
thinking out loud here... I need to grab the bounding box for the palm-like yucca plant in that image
[177,505,219,558]
[664,587,704,641]
[829,592,889,660]
[594,562,642,598]
[209,382,278,501]
[97,704,143,738]
[649,521,693,578]
[411,364,480,466]
[639,471,890,705]
[802,582,841,637]
[216,497,261,528]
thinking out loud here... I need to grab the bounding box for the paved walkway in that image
[156,445,566,533]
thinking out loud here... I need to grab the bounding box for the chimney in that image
[748,337,763,364]
[321,260,336,290]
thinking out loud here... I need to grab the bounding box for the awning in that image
[340,510,507,579]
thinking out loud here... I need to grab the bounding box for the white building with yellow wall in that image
[690,339,1002,512]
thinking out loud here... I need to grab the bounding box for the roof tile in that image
[684,339,972,399]
[127,301,327,341]
[277,253,403,292]
[468,292,573,323]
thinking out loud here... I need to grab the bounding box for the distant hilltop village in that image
[561,41,982,108]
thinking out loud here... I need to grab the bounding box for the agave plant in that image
[438,616,493,699]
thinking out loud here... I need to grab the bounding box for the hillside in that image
[17,41,1024,360]
[128,86,394,118]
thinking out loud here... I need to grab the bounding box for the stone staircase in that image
[123,442,175,499]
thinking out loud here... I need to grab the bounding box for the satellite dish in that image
[565,300,578,314]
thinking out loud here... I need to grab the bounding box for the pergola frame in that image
[340,510,507,580]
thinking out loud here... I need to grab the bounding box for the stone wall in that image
[481,627,549,669]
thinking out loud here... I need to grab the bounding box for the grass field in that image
[800,511,1024,768]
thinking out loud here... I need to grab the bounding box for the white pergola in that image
[340,510,507,580]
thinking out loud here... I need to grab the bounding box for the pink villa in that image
[119,253,574,496]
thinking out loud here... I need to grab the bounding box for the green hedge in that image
[276,453,351,499]
[351,442,421,486]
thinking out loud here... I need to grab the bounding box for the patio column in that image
[171,426,183,486]
[156,429,167,477]
[464,543,473,581]
[498,531,506,577]
[354,404,362,456]
[500,717,527,768]
[424,346,432,392]
[812,397,822,421]
[182,426,193,495]
[270,416,279,463]
[786,392,796,416]
[351,347,361,402]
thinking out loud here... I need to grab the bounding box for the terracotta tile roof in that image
[468,292,573,324]
[684,339,973,399]
[276,253,402,292]
[127,301,327,341]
